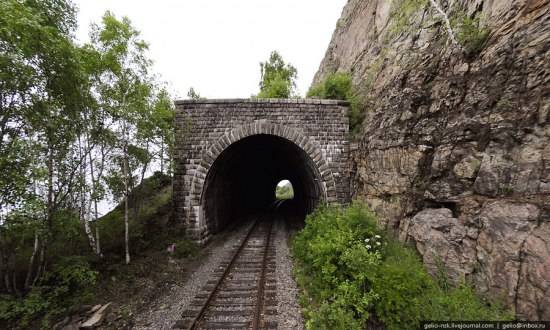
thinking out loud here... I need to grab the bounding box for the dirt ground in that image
[93,228,239,329]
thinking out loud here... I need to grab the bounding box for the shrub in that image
[292,202,512,330]
[455,14,490,55]
[292,203,382,329]
[307,73,364,134]
[367,240,435,329]
[173,238,198,259]
[0,256,97,328]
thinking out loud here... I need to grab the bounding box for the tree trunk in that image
[47,143,54,229]
[82,207,97,252]
[160,135,164,174]
[32,239,45,286]
[428,0,462,49]
[169,142,173,176]
[24,231,39,290]
[80,136,98,254]
[133,140,150,222]
[94,193,102,256]
[36,141,54,284]
[125,190,130,264]
[123,124,130,265]
[12,270,21,297]
[0,238,12,294]
[3,273,10,294]
[95,223,101,255]
[92,140,108,257]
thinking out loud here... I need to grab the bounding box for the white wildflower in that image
[376,242,381,246]
[364,238,370,243]
[375,235,381,239]
[366,245,371,249]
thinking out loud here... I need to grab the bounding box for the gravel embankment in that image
[274,218,305,330]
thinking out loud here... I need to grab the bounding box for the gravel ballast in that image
[274,218,305,330]
[131,216,305,329]
[132,221,254,329]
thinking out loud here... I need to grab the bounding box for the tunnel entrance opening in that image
[201,134,324,234]
[275,180,294,200]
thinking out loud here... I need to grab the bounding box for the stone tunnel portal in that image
[174,99,350,244]
[202,134,324,234]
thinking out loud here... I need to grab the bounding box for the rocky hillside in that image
[313,0,549,319]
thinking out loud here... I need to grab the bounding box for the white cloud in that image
[74,0,346,99]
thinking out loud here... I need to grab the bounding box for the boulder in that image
[516,222,550,320]
[407,208,476,282]
[474,202,540,309]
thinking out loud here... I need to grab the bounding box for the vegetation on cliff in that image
[307,72,363,134]
[292,203,512,330]
[388,0,490,56]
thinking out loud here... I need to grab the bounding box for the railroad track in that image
[173,216,277,330]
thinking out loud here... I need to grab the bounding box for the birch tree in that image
[90,12,154,264]
[0,0,88,288]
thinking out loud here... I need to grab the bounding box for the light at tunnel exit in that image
[275,180,294,200]
[201,134,323,234]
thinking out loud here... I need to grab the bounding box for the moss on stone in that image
[387,0,428,40]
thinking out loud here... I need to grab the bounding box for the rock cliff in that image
[313,0,549,319]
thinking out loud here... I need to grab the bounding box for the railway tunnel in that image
[174,99,350,243]
[201,134,324,233]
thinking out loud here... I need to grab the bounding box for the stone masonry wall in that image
[174,99,350,243]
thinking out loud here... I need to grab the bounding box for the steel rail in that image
[185,217,271,330]
[251,218,273,329]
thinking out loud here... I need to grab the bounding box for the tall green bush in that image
[307,73,363,134]
[292,203,382,329]
[292,202,512,330]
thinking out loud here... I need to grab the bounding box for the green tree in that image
[257,51,297,98]
[0,0,91,289]
[0,0,81,212]
[0,2,175,325]
[90,11,155,264]
[151,89,175,175]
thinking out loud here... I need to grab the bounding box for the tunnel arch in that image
[187,121,338,237]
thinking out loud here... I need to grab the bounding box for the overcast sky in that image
[75,0,347,100]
